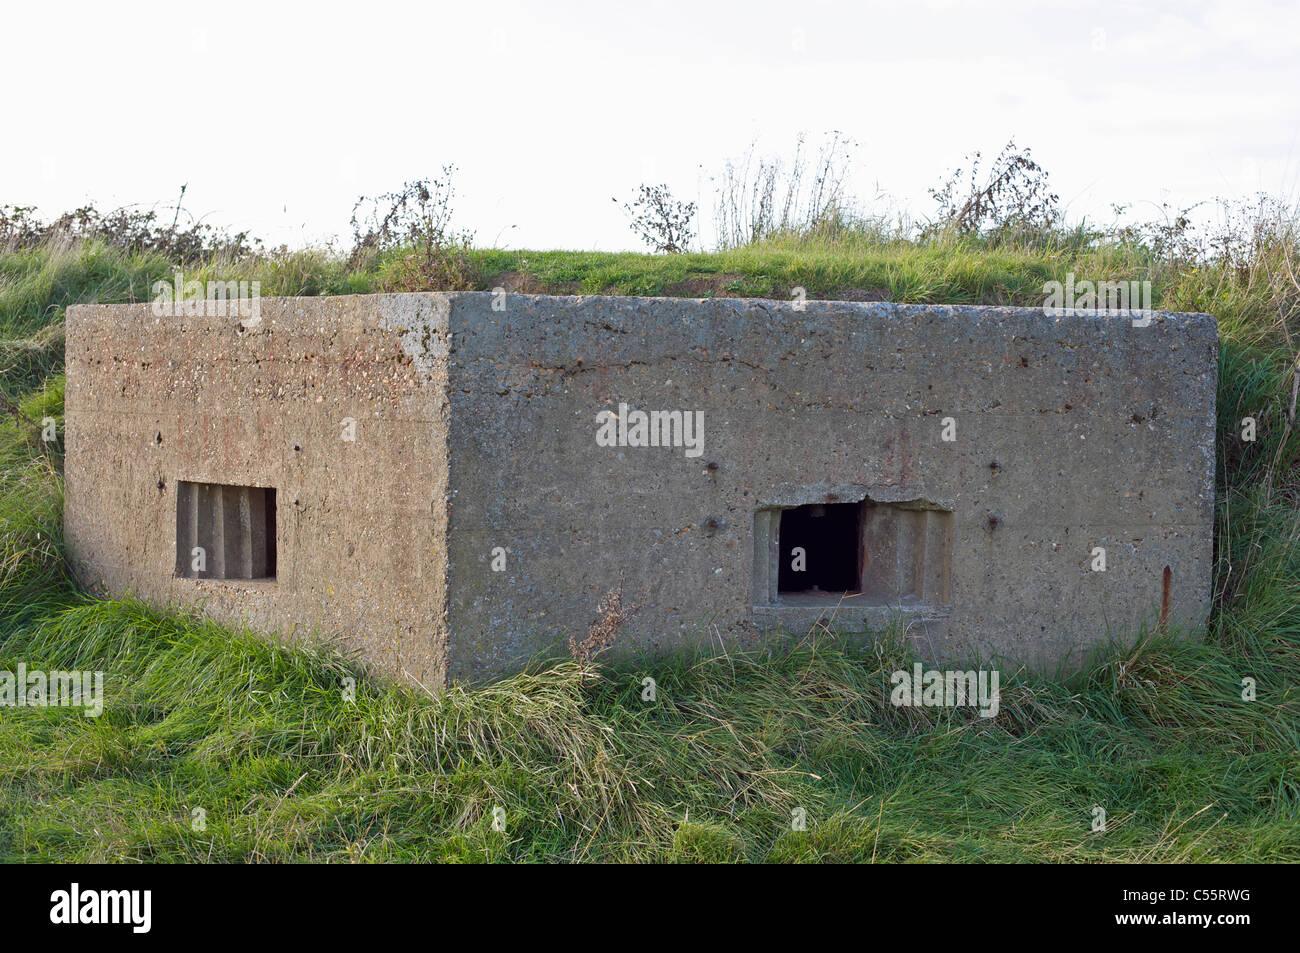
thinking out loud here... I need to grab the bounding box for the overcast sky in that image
[6,0,1297,251]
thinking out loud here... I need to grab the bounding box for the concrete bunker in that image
[63,292,1218,688]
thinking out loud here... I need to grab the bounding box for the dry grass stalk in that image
[570,586,640,667]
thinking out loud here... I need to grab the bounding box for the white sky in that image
[6,0,1298,251]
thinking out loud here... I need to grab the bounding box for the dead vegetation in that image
[570,585,641,667]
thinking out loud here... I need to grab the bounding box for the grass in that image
[1,220,1298,862]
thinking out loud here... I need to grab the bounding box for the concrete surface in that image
[64,292,1218,688]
